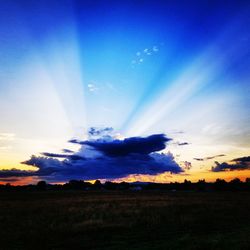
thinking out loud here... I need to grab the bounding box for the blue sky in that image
[0,0,249,183]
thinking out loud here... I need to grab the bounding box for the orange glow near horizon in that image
[0,169,249,186]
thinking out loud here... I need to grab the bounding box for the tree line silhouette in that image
[0,178,250,191]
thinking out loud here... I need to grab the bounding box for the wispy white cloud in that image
[0,133,15,152]
[153,46,159,52]
[0,133,15,141]
[131,44,161,66]
[0,146,12,150]
[87,83,99,92]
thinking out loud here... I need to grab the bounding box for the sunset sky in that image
[0,0,249,184]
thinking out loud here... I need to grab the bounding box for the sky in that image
[0,0,249,184]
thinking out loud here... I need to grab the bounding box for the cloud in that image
[42,152,70,158]
[206,154,225,160]
[193,158,204,161]
[211,156,250,172]
[177,142,189,146]
[0,146,12,150]
[41,152,85,161]
[87,83,99,92]
[0,178,20,182]
[88,127,113,137]
[62,149,74,153]
[153,46,159,52]
[72,134,171,157]
[0,133,15,151]
[194,154,225,161]
[183,161,192,170]
[0,168,37,178]
[0,132,183,182]
[131,45,161,66]
[0,133,15,141]
[232,156,250,163]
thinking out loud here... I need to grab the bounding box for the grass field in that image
[0,191,249,250]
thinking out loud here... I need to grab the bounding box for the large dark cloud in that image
[21,152,182,182]
[211,156,250,172]
[0,131,183,182]
[69,134,171,157]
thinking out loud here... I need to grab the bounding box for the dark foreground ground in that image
[0,191,249,250]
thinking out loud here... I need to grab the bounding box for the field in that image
[0,191,250,250]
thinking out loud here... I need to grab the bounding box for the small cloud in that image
[0,168,37,178]
[41,152,69,158]
[132,44,161,66]
[206,154,225,160]
[62,149,74,153]
[0,133,15,151]
[211,156,250,172]
[232,156,250,163]
[88,127,113,137]
[0,146,12,150]
[183,161,192,170]
[194,154,225,161]
[0,133,15,141]
[177,142,189,146]
[193,158,204,161]
[153,46,159,52]
[87,83,99,92]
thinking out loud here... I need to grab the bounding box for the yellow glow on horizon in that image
[118,170,250,183]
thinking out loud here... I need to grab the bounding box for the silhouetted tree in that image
[214,178,227,191]
[104,181,117,190]
[183,179,192,190]
[94,180,102,189]
[64,180,87,190]
[118,181,130,190]
[229,178,242,190]
[36,181,47,191]
[230,178,241,184]
[197,179,206,191]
